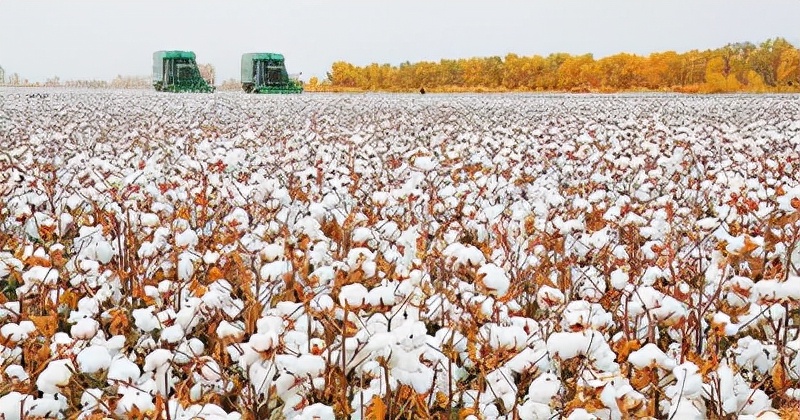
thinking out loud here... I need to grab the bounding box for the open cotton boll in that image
[77,345,112,374]
[526,372,561,404]
[260,243,284,262]
[546,330,618,372]
[442,243,486,268]
[536,286,565,309]
[518,400,553,420]
[160,324,185,344]
[22,394,68,418]
[71,317,100,340]
[140,212,160,227]
[80,388,105,413]
[93,240,115,264]
[107,355,141,384]
[175,228,199,248]
[0,392,28,420]
[132,307,160,332]
[249,331,280,352]
[5,364,29,381]
[1,320,36,342]
[477,263,510,297]
[260,260,292,281]
[367,284,397,307]
[216,320,245,340]
[666,362,703,399]
[561,300,613,331]
[628,343,676,370]
[144,348,174,373]
[177,255,195,281]
[115,388,156,415]
[339,283,369,308]
[297,403,336,420]
[36,359,74,394]
[413,155,438,171]
[22,265,59,285]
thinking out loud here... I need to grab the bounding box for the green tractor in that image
[152,50,214,93]
[241,53,303,94]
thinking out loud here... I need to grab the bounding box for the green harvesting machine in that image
[152,50,214,93]
[241,53,303,94]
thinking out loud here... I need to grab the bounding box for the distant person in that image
[420,87,426,94]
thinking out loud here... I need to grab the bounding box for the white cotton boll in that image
[566,408,599,420]
[0,392,27,420]
[94,240,114,264]
[140,213,160,227]
[352,227,373,244]
[256,315,285,334]
[194,357,222,384]
[160,324,185,344]
[367,285,397,306]
[216,320,245,340]
[137,241,158,259]
[518,400,553,420]
[527,372,561,404]
[628,343,676,370]
[178,256,195,281]
[297,403,336,420]
[249,362,277,395]
[339,283,369,308]
[22,265,59,285]
[536,286,565,309]
[260,260,292,281]
[250,331,280,352]
[5,364,28,381]
[107,355,141,383]
[413,155,438,171]
[477,263,510,297]
[666,362,703,399]
[175,228,199,248]
[23,394,68,418]
[275,354,325,378]
[610,268,629,290]
[71,317,100,340]
[80,388,105,412]
[77,345,112,374]
[115,389,155,415]
[133,308,160,332]
[36,359,74,394]
[1,322,32,342]
[186,338,205,357]
[667,397,704,420]
[203,250,220,264]
[738,388,772,415]
[144,349,174,372]
[442,243,486,268]
[260,243,284,262]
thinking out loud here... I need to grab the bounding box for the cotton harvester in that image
[152,51,214,93]
[241,53,303,94]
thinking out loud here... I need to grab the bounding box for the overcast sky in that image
[2,0,800,83]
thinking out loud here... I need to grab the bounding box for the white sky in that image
[2,0,800,83]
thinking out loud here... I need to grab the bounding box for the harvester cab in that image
[241,53,303,94]
[152,51,214,93]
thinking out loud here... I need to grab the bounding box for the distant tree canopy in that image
[318,38,800,93]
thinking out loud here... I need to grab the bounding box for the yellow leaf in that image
[773,360,788,392]
[365,395,386,420]
[30,315,57,337]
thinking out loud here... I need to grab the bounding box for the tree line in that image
[311,38,800,93]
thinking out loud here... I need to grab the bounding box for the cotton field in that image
[2,90,800,419]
